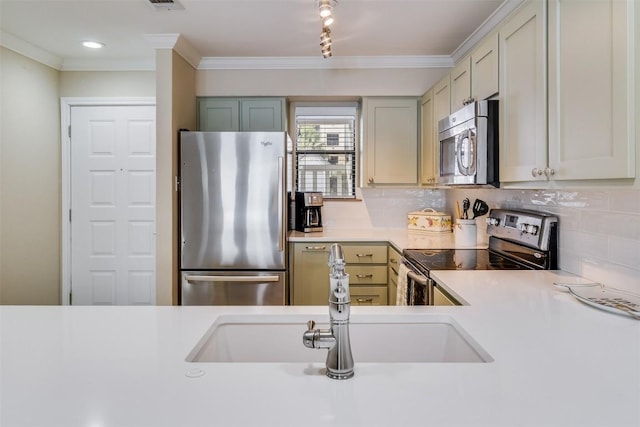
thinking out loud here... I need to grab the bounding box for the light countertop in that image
[289,227,489,251]
[2,270,639,427]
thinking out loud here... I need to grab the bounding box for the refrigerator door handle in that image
[277,156,284,252]
[184,275,281,283]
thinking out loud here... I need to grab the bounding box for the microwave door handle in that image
[456,130,469,176]
[468,129,477,175]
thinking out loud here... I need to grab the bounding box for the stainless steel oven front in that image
[401,258,433,305]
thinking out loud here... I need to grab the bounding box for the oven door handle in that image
[406,270,428,286]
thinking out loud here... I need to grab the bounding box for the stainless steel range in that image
[402,208,558,305]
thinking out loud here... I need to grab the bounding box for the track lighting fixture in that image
[317,0,337,58]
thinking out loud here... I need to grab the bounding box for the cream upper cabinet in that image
[363,97,419,186]
[498,0,548,183]
[547,0,635,180]
[449,34,499,113]
[471,33,499,101]
[450,58,471,112]
[433,74,451,125]
[420,89,437,185]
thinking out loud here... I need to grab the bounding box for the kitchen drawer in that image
[342,245,388,264]
[351,286,388,306]
[345,265,387,284]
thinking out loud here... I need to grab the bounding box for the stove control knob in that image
[519,223,539,235]
[486,217,500,226]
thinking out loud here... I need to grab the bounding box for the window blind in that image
[294,111,357,198]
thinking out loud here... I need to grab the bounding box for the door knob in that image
[544,168,555,178]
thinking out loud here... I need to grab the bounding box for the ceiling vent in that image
[147,0,184,11]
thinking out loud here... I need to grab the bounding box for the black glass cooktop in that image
[403,248,532,274]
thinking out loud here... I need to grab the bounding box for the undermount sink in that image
[186,314,493,363]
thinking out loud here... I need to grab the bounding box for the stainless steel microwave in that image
[438,100,499,187]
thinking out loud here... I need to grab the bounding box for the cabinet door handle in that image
[305,246,327,251]
[544,167,555,178]
[356,253,374,258]
[356,297,374,303]
[356,274,374,279]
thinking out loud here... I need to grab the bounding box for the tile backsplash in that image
[323,187,640,291]
[445,188,640,291]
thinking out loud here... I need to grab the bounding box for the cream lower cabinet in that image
[433,285,460,306]
[387,245,402,306]
[290,242,388,306]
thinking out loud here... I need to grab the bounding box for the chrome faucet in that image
[302,243,354,379]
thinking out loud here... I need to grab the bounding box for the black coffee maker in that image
[293,192,323,232]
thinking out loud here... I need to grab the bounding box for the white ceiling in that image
[0,0,518,70]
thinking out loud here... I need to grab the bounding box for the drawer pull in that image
[356,274,374,279]
[356,298,374,303]
[356,253,374,258]
[389,258,398,264]
[305,246,327,251]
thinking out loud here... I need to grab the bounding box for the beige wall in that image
[197,68,448,97]
[0,47,157,305]
[0,47,61,304]
[60,71,155,97]
[155,50,196,305]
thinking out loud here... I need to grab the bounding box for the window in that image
[292,103,358,199]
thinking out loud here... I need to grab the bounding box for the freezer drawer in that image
[181,271,286,306]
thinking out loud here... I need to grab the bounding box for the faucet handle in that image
[306,320,315,331]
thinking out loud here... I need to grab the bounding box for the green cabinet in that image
[387,245,402,306]
[197,97,286,131]
[290,242,388,306]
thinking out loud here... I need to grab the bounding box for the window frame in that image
[288,101,360,200]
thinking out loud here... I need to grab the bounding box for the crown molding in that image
[197,55,454,70]
[144,33,200,69]
[451,0,526,63]
[1,30,63,70]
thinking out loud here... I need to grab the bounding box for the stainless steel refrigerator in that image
[179,131,288,305]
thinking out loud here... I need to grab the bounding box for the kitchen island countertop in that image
[1,270,639,427]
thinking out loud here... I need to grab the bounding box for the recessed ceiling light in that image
[83,41,105,49]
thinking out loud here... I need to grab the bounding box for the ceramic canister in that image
[407,208,452,233]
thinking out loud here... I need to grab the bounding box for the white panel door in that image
[71,105,156,305]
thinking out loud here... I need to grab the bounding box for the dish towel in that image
[396,263,410,306]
